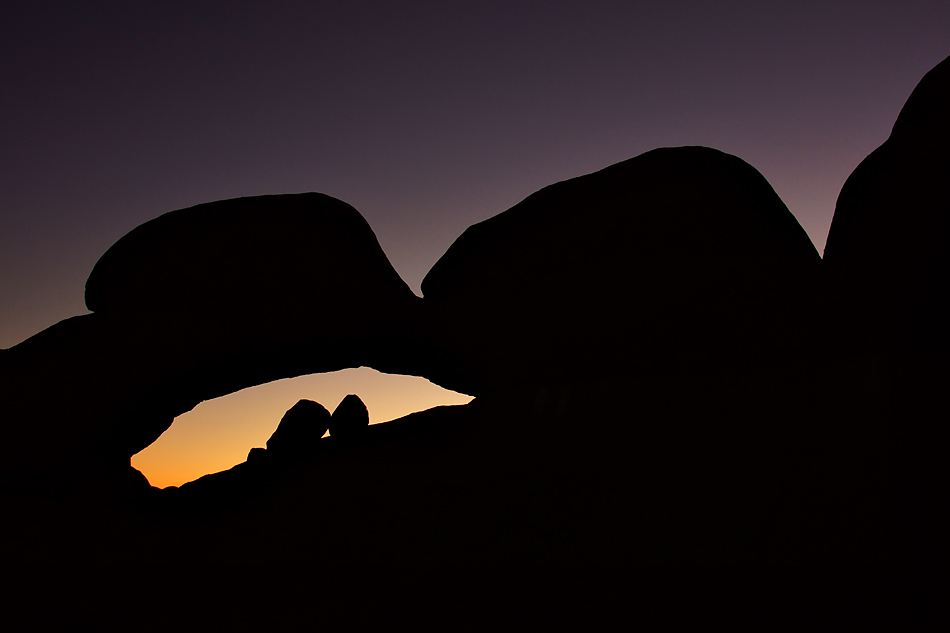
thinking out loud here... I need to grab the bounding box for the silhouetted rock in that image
[247,447,267,463]
[267,399,330,457]
[823,54,949,564]
[0,193,417,497]
[418,146,821,395]
[329,394,369,440]
[824,54,950,362]
[72,461,155,503]
[85,193,411,312]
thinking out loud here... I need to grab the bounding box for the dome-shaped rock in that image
[329,394,369,441]
[267,399,330,457]
[419,146,821,395]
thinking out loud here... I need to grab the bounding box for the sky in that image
[2,1,948,487]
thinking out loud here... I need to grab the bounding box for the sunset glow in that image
[131,368,473,488]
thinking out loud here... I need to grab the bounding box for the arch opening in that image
[131,368,472,489]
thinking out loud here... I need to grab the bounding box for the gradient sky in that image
[2,1,948,487]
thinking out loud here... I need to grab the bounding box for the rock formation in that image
[0,193,417,496]
[6,50,945,569]
[0,151,825,495]
[266,399,331,457]
[329,394,370,440]
[418,146,822,395]
[247,447,267,463]
[822,54,950,563]
[823,54,950,363]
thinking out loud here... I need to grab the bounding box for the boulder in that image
[419,146,821,395]
[85,193,412,313]
[247,447,267,463]
[329,394,370,441]
[823,54,950,362]
[267,399,331,457]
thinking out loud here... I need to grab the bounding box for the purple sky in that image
[2,1,947,347]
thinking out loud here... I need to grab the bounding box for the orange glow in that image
[131,368,472,488]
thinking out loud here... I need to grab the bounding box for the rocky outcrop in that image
[823,54,950,362]
[419,146,821,395]
[266,399,331,457]
[329,394,370,441]
[0,152,826,495]
[12,47,947,505]
[4,54,938,574]
[0,194,417,497]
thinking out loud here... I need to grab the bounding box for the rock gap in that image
[131,368,472,488]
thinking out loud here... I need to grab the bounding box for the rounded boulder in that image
[420,146,821,394]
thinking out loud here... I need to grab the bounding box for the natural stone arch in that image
[0,193,428,496]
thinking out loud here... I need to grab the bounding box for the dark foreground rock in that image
[418,146,821,395]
